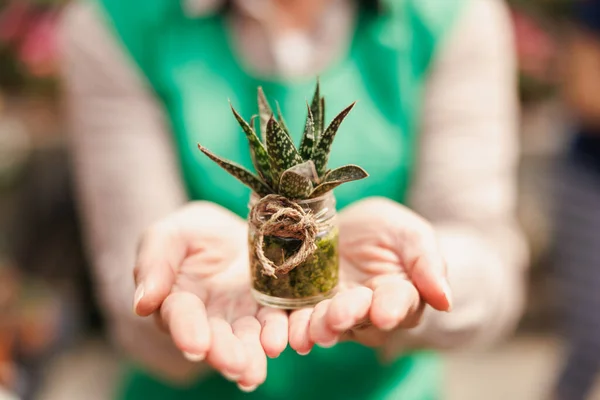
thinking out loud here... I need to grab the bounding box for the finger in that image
[309,300,339,347]
[325,287,373,332]
[369,276,421,331]
[133,221,185,316]
[206,317,248,380]
[289,308,314,355]
[160,292,210,361]
[233,317,267,392]
[409,254,451,312]
[400,228,452,311]
[257,307,288,358]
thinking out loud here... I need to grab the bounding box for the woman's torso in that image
[94,0,467,398]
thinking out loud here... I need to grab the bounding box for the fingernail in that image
[318,338,338,348]
[442,279,453,312]
[183,352,205,362]
[223,371,241,382]
[267,351,282,359]
[297,349,311,356]
[237,383,258,393]
[133,285,145,314]
[380,321,397,332]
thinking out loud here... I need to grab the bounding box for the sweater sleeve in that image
[58,1,210,383]
[387,0,529,353]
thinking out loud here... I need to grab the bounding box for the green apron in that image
[93,0,467,398]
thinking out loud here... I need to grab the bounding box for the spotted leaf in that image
[279,169,314,199]
[309,81,322,139]
[266,116,304,179]
[319,97,326,138]
[275,101,294,142]
[309,164,368,198]
[197,144,271,197]
[312,102,356,177]
[284,160,319,185]
[230,104,272,185]
[257,87,273,143]
[299,102,316,161]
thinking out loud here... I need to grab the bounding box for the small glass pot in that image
[248,192,339,309]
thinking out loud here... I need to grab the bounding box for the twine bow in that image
[249,194,318,277]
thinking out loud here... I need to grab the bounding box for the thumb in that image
[398,227,452,312]
[409,254,452,312]
[133,221,184,316]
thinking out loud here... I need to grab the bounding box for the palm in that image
[172,215,258,322]
[288,198,451,353]
[134,203,288,390]
[335,201,422,346]
[338,210,411,289]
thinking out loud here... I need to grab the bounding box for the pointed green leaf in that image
[249,114,258,131]
[230,104,272,184]
[325,164,369,182]
[319,97,326,138]
[312,102,356,177]
[266,116,304,178]
[309,81,322,139]
[275,101,293,141]
[285,160,319,184]
[279,169,314,199]
[299,102,316,161]
[309,164,368,198]
[197,144,272,197]
[257,87,273,143]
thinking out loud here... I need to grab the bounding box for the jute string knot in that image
[249,194,318,277]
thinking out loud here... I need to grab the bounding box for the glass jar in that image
[248,192,339,309]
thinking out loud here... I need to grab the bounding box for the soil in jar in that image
[250,227,339,299]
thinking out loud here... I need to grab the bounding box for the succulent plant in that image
[197,81,368,200]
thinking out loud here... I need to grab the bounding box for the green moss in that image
[250,227,339,299]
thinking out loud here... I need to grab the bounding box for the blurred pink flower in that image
[0,2,33,44]
[511,9,557,82]
[18,12,58,77]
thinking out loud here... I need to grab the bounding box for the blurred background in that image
[0,0,597,399]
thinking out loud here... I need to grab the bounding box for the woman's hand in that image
[132,202,288,391]
[288,197,452,353]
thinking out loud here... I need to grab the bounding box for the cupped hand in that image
[289,197,452,354]
[132,202,288,391]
